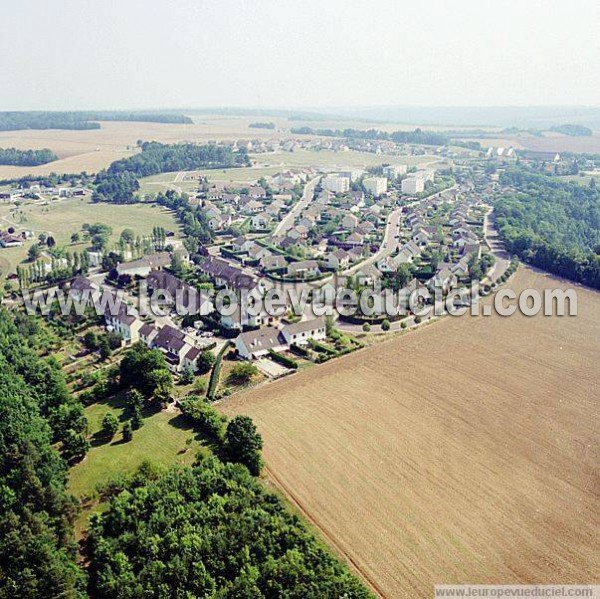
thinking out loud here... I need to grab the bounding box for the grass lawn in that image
[0,197,181,276]
[68,399,209,500]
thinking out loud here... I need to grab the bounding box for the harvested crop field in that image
[221,267,600,598]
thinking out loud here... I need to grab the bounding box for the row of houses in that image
[235,317,327,360]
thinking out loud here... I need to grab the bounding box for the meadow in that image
[221,267,600,597]
[0,197,180,276]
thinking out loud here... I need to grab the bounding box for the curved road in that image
[272,177,319,237]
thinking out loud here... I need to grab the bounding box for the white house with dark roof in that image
[280,317,327,346]
[235,317,327,359]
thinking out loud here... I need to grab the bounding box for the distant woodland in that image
[290,126,448,146]
[0,147,58,166]
[0,111,193,131]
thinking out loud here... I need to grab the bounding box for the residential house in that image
[232,235,254,253]
[345,231,365,247]
[116,252,171,278]
[246,242,271,262]
[322,249,351,270]
[242,199,264,214]
[251,212,271,230]
[412,229,431,246]
[105,306,143,344]
[151,324,201,372]
[0,232,24,247]
[287,260,320,279]
[288,225,309,240]
[139,322,159,346]
[280,316,327,346]
[235,327,287,359]
[260,254,287,271]
[341,213,359,230]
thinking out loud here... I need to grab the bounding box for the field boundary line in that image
[263,464,387,598]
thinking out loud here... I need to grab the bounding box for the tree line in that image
[290,126,448,146]
[495,168,600,288]
[0,111,192,131]
[0,147,58,166]
[0,310,88,597]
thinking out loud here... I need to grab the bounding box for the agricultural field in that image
[222,267,600,597]
[0,116,448,179]
[0,196,180,276]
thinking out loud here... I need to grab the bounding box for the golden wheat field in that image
[221,267,600,598]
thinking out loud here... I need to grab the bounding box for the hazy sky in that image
[2,0,599,111]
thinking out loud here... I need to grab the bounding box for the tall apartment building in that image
[363,177,388,196]
[322,175,350,193]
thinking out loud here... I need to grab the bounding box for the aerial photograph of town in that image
[0,1,598,598]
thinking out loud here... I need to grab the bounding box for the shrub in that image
[362,322,371,332]
[122,421,133,442]
[101,412,119,440]
[196,351,215,375]
[180,396,227,440]
[228,362,258,385]
[207,341,232,400]
[381,319,391,331]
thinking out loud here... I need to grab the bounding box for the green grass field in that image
[68,398,209,499]
[138,150,441,195]
[0,197,180,276]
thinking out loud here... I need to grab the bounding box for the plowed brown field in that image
[222,267,600,598]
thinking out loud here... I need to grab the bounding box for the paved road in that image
[483,207,510,282]
[343,184,459,277]
[272,177,319,237]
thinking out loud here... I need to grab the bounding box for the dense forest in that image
[0,310,87,598]
[87,458,371,598]
[0,147,58,166]
[0,111,192,132]
[93,141,249,204]
[495,169,600,288]
[108,141,249,177]
[290,126,448,146]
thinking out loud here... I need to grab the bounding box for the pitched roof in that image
[153,325,187,353]
[283,316,327,336]
[237,327,285,352]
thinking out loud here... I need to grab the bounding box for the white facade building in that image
[363,177,388,196]
[322,175,350,194]
[401,176,425,194]
[382,165,408,178]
